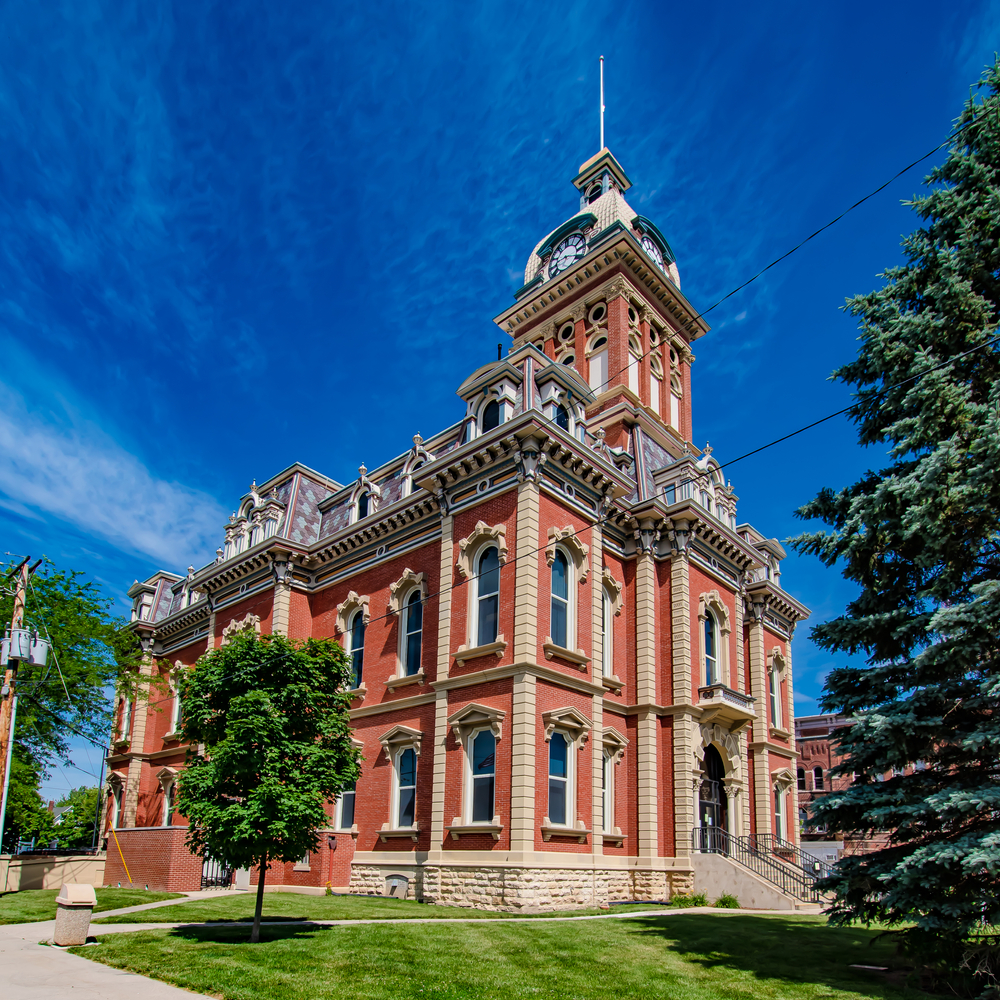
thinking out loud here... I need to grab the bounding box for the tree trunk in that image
[250,850,267,943]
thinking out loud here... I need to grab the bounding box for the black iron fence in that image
[748,833,835,882]
[201,854,233,889]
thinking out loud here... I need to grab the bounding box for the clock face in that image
[548,233,587,278]
[641,235,665,271]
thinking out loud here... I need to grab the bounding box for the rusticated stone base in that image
[349,863,694,911]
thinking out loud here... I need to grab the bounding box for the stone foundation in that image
[349,863,694,911]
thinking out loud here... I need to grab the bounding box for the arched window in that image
[587,181,603,204]
[346,610,366,688]
[628,334,642,396]
[162,780,176,827]
[797,767,806,791]
[481,399,501,432]
[110,781,123,829]
[470,730,496,822]
[402,590,423,676]
[169,672,183,735]
[588,334,608,393]
[476,546,500,645]
[395,748,417,828]
[601,588,614,677]
[121,698,134,740]
[357,491,370,520]
[554,403,570,432]
[769,662,781,728]
[704,611,718,686]
[550,549,569,648]
[336,781,356,829]
[813,766,824,791]
[548,732,569,826]
[670,374,682,429]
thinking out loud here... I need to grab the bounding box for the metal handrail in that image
[749,833,835,881]
[692,827,819,902]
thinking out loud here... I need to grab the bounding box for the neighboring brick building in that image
[104,148,810,908]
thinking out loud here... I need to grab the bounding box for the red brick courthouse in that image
[104,149,812,909]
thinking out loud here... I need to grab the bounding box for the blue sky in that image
[2,1,997,798]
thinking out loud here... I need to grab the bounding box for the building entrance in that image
[699,744,729,851]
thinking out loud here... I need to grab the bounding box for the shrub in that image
[669,892,708,908]
[714,893,740,909]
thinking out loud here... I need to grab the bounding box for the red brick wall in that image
[103,826,202,891]
[214,591,275,646]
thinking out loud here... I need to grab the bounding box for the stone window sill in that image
[770,726,791,741]
[540,821,590,844]
[332,824,360,839]
[601,827,626,847]
[601,674,624,693]
[346,684,367,703]
[293,864,311,872]
[455,635,506,666]
[542,639,590,670]
[447,817,503,841]
[163,731,181,742]
[385,670,425,691]
[379,825,420,843]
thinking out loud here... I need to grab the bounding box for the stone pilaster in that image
[590,523,604,852]
[429,512,455,853]
[436,513,454,680]
[670,553,696,860]
[785,631,800,845]
[430,690,449,849]
[635,550,657,859]
[748,617,771,837]
[122,645,156,828]
[271,582,291,636]
[513,482,540,661]
[509,671,537,855]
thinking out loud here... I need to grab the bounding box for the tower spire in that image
[599,55,605,151]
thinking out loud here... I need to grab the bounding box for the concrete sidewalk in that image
[0,919,213,999]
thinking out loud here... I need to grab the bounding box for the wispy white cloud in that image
[0,381,225,569]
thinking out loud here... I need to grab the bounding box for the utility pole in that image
[0,557,43,852]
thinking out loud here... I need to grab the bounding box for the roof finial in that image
[599,55,605,151]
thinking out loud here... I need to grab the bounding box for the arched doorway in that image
[699,744,729,851]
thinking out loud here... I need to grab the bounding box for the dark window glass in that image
[350,612,366,687]
[550,550,569,648]
[797,768,806,791]
[555,404,570,431]
[477,547,500,644]
[704,612,717,685]
[398,748,416,827]
[482,400,501,431]
[340,782,356,828]
[404,591,422,675]
[357,491,369,519]
[548,732,568,825]
[813,767,824,791]
[471,730,496,822]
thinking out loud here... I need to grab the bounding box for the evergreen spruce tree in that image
[791,62,1000,990]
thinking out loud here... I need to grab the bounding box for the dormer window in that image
[357,491,370,519]
[482,400,502,432]
[554,404,570,432]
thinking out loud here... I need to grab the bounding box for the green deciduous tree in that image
[53,786,100,850]
[790,62,1000,992]
[175,630,360,943]
[0,559,138,852]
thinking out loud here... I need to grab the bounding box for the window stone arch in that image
[335,591,370,635]
[221,613,261,646]
[388,569,427,615]
[456,521,508,579]
[697,590,731,683]
[545,526,589,583]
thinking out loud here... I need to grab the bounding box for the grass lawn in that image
[75,912,917,1000]
[92,891,661,924]
[0,887,183,924]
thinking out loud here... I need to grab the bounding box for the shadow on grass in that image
[630,913,925,998]
[165,922,333,944]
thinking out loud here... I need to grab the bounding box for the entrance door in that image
[699,744,729,852]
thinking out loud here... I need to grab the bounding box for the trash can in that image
[54,883,97,946]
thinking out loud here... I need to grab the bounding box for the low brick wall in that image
[1,854,105,891]
[104,826,203,891]
[350,863,694,911]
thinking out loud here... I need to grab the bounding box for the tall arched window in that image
[482,399,501,432]
[403,591,423,676]
[797,767,806,791]
[548,732,569,825]
[357,491,370,520]
[336,781,356,829]
[476,547,500,645]
[670,374,682,429]
[395,748,416,828]
[602,750,615,833]
[628,335,642,396]
[550,549,569,648]
[813,766,824,790]
[554,403,570,431]
[470,730,496,822]
[347,610,366,688]
[162,780,176,827]
[110,782,123,829]
[774,786,786,840]
[601,588,614,677]
[704,611,718,685]
[588,335,608,393]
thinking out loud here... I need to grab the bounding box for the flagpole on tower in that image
[599,55,605,150]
